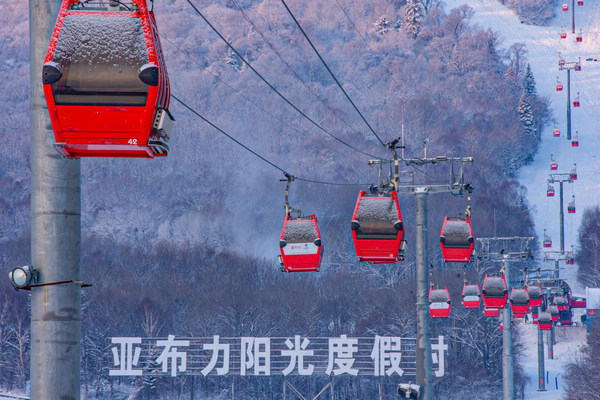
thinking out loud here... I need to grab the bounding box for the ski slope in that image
[442,0,599,398]
[442,0,600,295]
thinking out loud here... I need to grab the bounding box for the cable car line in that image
[229,0,370,146]
[160,33,316,142]
[280,0,387,148]
[183,0,383,160]
[171,94,369,187]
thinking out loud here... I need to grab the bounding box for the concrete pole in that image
[559,181,565,254]
[537,327,546,391]
[415,188,433,400]
[30,1,82,399]
[566,69,572,140]
[502,257,514,400]
[548,326,555,359]
[571,0,575,33]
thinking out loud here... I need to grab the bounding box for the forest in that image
[2,0,591,398]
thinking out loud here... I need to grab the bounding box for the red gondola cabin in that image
[569,295,586,308]
[538,312,553,330]
[510,288,530,318]
[566,252,575,265]
[481,274,508,309]
[559,310,573,325]
[562,2,568,10]
[279,215,323,272]
[526,285,543,308]
[351,190,405,264]
[576,31,582,42]
[572,137,579,147]
[439,216,474,263]
[483,307,500,318]
[42,0,174,158]
[543,231,552,248]
[577,0,583,5]
[568,199,576,214]
[429,287,451,319]
[553,296,569,311]
[547,184,555,197]
[569,167,577,180]
[549,305,559,322]
[462,283,481,309]
[553,126,560,137]
[560,30,567,39]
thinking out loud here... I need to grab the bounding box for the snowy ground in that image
[441,0,598,398]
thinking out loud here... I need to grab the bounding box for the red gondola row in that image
[510,287,530,318]
[43,0,174,158]
[481,274,508,309]
[462,283,481,309]
[429,287,451,319]
[279,214,323,272]
[440,216,474,263]
[351,190,405,264]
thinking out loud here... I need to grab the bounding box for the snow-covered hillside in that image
[442,0,599,398]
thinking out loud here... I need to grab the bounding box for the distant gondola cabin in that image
[351,190,405,264]
[553,296,569,311]
[547,184,555,197]
[538,312,553,330]
[42,0,174,158]
[549,305,560,322]
[553,126,560,137]
[279,215,323,273]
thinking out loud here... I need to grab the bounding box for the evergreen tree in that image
[523,63,536,97]
[518,89,535,136]
[403,0,424,37]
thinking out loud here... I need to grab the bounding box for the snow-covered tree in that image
[518,89,535,136]
[374,15,391,35]
[403,0,424,37]
[225,48,242,71]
